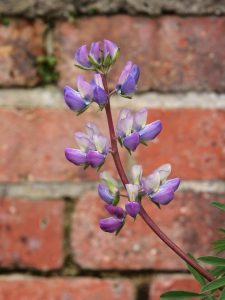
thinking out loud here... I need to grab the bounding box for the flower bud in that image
[75,45,92,69]
[105,205,125,219]
[123,132,140,151]
[116,61,140,98]
[125,202,140,218]
[89,42,101,65]
[103,40,119,66]
[64,148,87,166]
[98,183,114,204]
[139,120,162,141]
[99,217,124,233]
[64,86,87,112]
[86,150,106,168]
[151,187,175,205]
[93,74,108,108]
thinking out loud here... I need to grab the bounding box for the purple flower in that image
[123,132,140,151]
[103,40,119,64]
[151,188,175,205]
[64,148,87,166]
[93,74,108,108]
[99,217,124,233]
[75,44,91,69]
[139,120,162,141]
[125,202,140,218]
[98,183,114,204]
[105,205,125,219]
[86,150,106,168]
[117,109,133,138]
[143,164,180,205]
[116,61,140,98]
[64,86,87,112]
[99,204,125,233]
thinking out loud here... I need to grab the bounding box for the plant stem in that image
[101,74,214,283]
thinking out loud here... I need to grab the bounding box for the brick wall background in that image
[0,1,225,299]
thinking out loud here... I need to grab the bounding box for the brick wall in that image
[0,1,225,299]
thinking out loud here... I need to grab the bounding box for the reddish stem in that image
[101,74,214,283]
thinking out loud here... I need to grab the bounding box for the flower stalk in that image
[101,73,215,283]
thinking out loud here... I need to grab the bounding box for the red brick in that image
[0,108,126,182]
[150,275,201,300]
[0,277,134,300]
[135,109,225,180]
[71,190,224,270]
[54,16,225,92]
[0,198,64,270]
[0,20,44,86]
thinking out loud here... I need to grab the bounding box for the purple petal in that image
[75,45,91,68]
[74,132,94,151]
[123,132,140,151]
[90,41,101,63]
[98,184,114,204]
[133,108,148,131]
[93,86,108,107]
[125,202,140,218]
[104,40,119,59]
[120,75,136,96]
[163,178,181,192]
[86,150,106,167]
[77,76,93,100]
[99,217,123,233]
[117,61,133,85]
[64,85,86,111]
[130,64,140,83]
[151,187,175,205]
[64,148,87,166]
[93,74,104,89]
[139,120,162,141]
[105,205,125,219]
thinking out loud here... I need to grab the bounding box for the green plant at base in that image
[35,55,59,84]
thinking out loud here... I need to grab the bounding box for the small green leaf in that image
[201,276,225,293]
[213,239,225,254]
[219,287,225,300]
[187,254,206,286]
[211,202,225,211]
[198,256,225,267]
[160,291,203,299]
[210,266,225,277]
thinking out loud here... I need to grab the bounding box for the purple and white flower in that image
[125,184,140,218]
[98,171,119,205]
[116,61,140,98]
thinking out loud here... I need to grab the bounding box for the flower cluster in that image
[65,122,109,169]
[64,74,108,113]
[64,39,181,235]
[117,108,162,152]
[75,40,119,73]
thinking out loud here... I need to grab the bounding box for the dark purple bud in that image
[98,184,114,204]
[139,120,162,141]
[94,86,108,107]
[86,150,106,168]
[130,64,140,83]
[89,41,101,64]
[64,85,86,112]
[151,187,174,205]
[163,178,180,192]
[125,202,140,218]
[123,132,140,151]
[99,217,123,233]
[75,45,91,68]
[120,75,136,96]
[105,205,125,219]
[65,148,87,166]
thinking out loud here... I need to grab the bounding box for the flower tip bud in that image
[125,202,140,218]
[99,217,123,233]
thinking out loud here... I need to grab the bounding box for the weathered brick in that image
[72,190,225,270]
[54,16,225,92]
[0,20,44,86]
[149,275,201,300]
[0,198,64,270]
[0,108,125,182]
[0,277,134,300]
[135,109,225,180]
[1,0,225,17]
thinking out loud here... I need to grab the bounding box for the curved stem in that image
[101,74,214,283]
